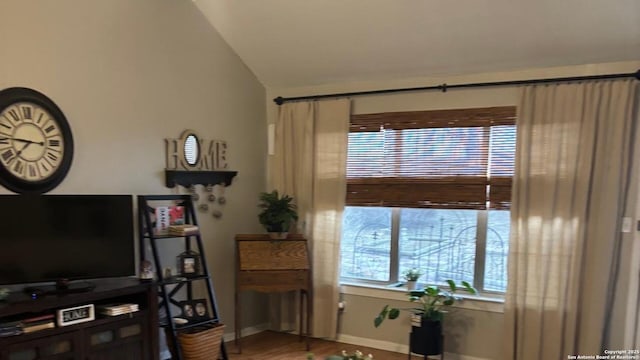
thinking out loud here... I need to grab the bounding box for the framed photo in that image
[176,250,201,277]
[180,301,196,321]
[179,299,208,322]
[193,299,209,319]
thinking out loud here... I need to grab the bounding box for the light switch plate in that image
[621,217,632,233]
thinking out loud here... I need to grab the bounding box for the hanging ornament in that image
[217,183,227,205]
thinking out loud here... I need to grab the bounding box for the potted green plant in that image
[402,268,422,290]
[258,190,298,239]
[374,280,476,356]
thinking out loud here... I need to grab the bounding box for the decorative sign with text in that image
[57,304,95,327]
[163,130,238,217]
[165,130,228,171]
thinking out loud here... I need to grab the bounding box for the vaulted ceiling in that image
[195,0,640,88]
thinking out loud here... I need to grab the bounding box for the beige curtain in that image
[504,80,639,359]
[268,99,350,339]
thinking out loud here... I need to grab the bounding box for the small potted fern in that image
[258,190,298,240]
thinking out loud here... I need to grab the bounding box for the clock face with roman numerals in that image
[0,87,73,194]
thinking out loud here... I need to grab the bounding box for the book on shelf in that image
[22,314,55,324]
[169,206,185,225]
[0,314,57,336]
[98,303,139,316]
[0,320,21,329]
[168,224,199,236]
[0,328,23,337]
[0,321,23,337]
[153,205,185,235]
[154,206,170,235]
[22,320,55,334]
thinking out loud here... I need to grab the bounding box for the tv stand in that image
[1,278,158,360]
[23,280,96,298]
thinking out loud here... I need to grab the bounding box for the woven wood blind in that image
[346,106,516,210]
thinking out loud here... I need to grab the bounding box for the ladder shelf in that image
[138,194,228,360]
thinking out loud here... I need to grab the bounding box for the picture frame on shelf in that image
[180,301,195,321]
[177,250,201,277]
[179,299,209,322]
[194,299,209,319]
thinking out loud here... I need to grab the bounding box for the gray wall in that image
[0,0,268,335]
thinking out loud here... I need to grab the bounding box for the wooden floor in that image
[225,331,408,360]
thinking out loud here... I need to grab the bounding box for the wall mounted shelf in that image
[165,170,238,188]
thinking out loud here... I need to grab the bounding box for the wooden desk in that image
[234,234,312,352]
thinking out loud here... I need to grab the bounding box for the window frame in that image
[340,207,506,295]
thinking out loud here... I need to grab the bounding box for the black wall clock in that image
[0,87,74,194]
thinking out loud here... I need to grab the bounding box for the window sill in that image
[340,282,505,314]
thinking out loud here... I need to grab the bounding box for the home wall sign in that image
[165,129,228,171]
[164,129,237,188]
[164,129,238,219]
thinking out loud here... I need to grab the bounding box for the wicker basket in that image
[175,323,225,360]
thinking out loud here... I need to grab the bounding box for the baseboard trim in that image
[222,327,490,360]
[222,323,269,343]
[336,333,490,360]
[337,333,408,354]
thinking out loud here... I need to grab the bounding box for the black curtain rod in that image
[273,69,640,105]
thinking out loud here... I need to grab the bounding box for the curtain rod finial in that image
[635,69,640,80]
[274,96,284,105]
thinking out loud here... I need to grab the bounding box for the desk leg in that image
[306,289,311,351]
[299,290,311,350]
[235,290,241,353]
[299,290,304,343]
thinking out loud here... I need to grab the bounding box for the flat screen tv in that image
[0,195,135,286]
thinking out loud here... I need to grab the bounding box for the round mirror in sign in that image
[183,133,199,166]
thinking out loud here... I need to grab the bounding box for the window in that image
[340,107,516,293]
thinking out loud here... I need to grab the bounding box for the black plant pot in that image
[409,318,443,355]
